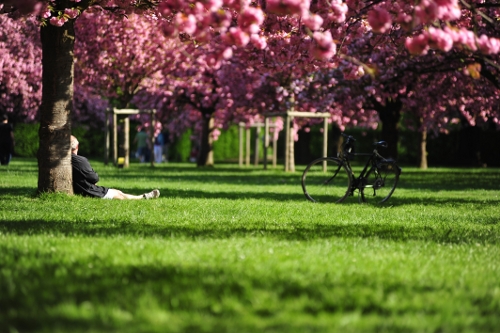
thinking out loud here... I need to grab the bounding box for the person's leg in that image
[103,188,160,200]
[138,147,146,163]
[0,152,8,165]
[154,145,162,164]
[163,144,169,162]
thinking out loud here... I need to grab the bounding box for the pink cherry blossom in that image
[303,13,323,31]
[311,31,336,60]
[266,0,309,16]
[64,8,79,19]
[367,7,392,33]
[427,27,453,52]
[222,27,250,47]
[330,0,348,23]
[405,35,430,55]
[476,35,500,55]
[49,16,67,27]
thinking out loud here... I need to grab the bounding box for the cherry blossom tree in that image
[306,0,500,164]
[0,15,41,123]
[74,10,184,109]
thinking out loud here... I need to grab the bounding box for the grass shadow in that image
[0,218,497,245]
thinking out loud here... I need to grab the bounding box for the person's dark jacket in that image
[71,154,108,198]
[0,122,14,154]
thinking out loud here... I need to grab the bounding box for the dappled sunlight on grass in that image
[1,158,500,332]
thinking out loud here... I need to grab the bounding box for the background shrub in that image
[13,123,39,157]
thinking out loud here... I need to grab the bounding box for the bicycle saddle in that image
[374,141,388,148]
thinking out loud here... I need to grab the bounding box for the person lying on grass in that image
[71,135,160,200]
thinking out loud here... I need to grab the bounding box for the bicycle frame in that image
[338,135,393,196]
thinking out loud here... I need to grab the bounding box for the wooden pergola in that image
[104,108,156,167]
[238,121,279,168]
[264,111,331,172]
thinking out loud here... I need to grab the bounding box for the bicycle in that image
[301,133,402,204]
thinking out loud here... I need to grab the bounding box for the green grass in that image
[1,158,499,333]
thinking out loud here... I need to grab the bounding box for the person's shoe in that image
[143,189,160,199]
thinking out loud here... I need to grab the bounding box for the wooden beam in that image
[113,109,141,115]
[265,111,330,118]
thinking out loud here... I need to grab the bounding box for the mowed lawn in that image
[1,158,499,333]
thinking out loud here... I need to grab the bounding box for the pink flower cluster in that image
[311,31,336,61]
[39,0,82,27]
[367,7,392,33]
[266,0,310,17]
[406,26,500,55]
[414,0,461,24]
[330,0,348,23]
[160,0,266,51]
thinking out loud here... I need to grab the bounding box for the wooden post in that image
[113,112,118,166]
[245,128,250,166]
[104,109,110,165]
[124,117,130,168]
[238,123,244,167]
[323,117,328,172]
[284,114,290,171]
[264,118,269,170]
[272,131,277,168]
[150,110,155,167]
[289,116,295,172]
[254,126,260,166]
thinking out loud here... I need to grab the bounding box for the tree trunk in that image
[38,20,75,194]
[197,112,214,167]
[376,98,402,160]
[419,123,428,169]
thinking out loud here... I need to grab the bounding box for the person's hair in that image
[1,114,7,122]
[70,135,79,150]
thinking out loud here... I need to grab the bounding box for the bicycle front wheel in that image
[361,160,400,204]
[302,157,352,203]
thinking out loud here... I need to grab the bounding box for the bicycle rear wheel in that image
[302,157,352,203]
[360,160,400,204]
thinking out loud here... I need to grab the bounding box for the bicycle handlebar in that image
[341,133,356,143]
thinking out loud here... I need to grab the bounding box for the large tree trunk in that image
[375,98,402,160]
[38,20,75,194]
[197,112,214,167]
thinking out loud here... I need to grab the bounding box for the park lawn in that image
[0,158,499,333]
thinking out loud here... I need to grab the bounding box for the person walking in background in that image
[153,131,164,164]
[0,114,15,165]
[133,127,149,163]
[71,135,160,199]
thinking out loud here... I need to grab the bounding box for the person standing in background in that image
[133,127,149,163]
[0,114,15,165]
[154,131,164,164]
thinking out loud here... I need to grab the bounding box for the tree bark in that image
[197,111,214,167]
[38,20,75,194]
[374,98,402,159]
[419,125,428,169]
